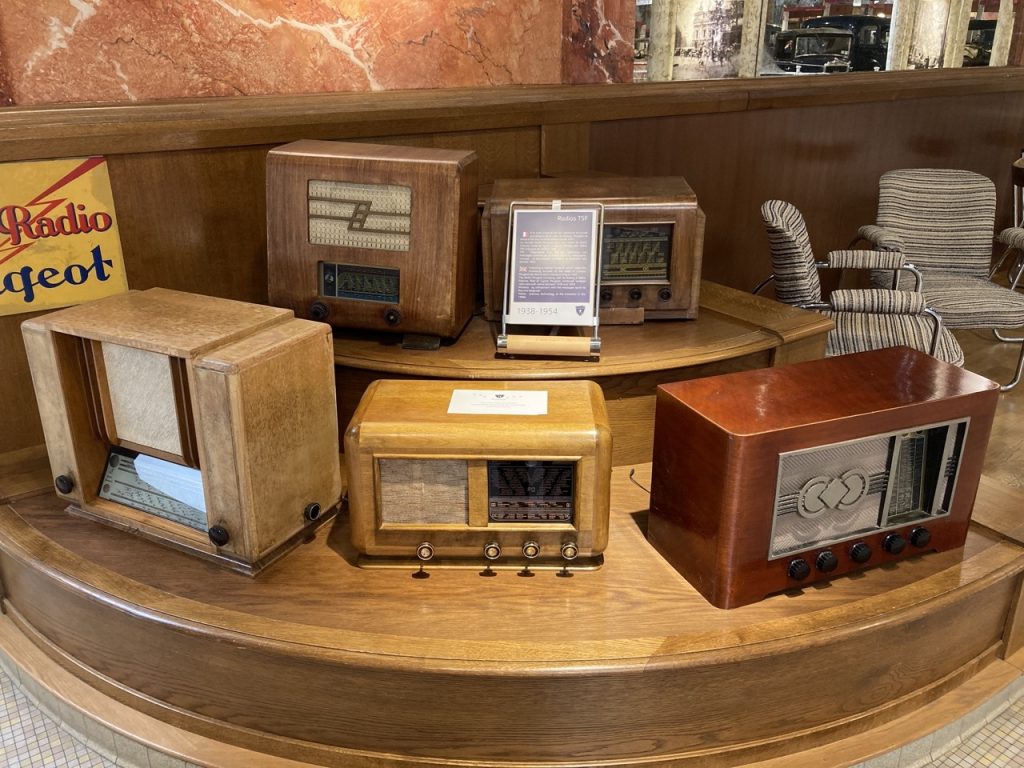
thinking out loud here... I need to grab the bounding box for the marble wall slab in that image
[0,0,634,106]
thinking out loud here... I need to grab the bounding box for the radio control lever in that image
[815,550,838,573]
[788,558,811,581]
[208,525,230,547]
[849,542,872,564]
[883,533,907,554]
[910,527,932,548]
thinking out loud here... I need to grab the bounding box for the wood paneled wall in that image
[2,71,1024,454]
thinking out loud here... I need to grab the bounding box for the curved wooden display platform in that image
[333,282,833,465]
[1,467,1023,767]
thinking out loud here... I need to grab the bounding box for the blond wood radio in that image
[648,347,1000,609]
[266,139,479,344]
[482,176,705,324]
[344,379,612,569]
[21,288,342,575]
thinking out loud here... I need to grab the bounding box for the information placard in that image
[504,206,600,327]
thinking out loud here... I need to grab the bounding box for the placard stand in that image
[496,200,603,359]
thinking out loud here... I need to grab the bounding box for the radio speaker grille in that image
[378,459,468,525]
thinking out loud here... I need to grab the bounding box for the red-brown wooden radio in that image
[648,347,1000,609]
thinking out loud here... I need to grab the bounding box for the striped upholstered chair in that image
[856,168,1024,389]
[759,200,964,365]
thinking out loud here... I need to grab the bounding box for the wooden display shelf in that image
[333,281,833,465]
[0,464,1023,767]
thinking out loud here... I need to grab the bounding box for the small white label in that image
[447,389,548,416]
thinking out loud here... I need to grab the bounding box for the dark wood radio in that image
[648,347,1000,609]
[266,139,479,343]
[481,176,705,324]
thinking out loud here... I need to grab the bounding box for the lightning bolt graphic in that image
[0,156,108,266]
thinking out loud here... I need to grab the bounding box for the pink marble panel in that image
[0,0,606,106]
[563,0,635,84]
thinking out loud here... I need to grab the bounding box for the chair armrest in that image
[829,289,928,315]
[825,250,906,270]
[998,226,1024,252]
[856,224,904,252]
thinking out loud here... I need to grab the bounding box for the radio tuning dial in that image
[849,542,872,564]
[788,558,811,581]
[658,288,672,302]
[815,550,839,573]
[309,301,330,321]
[628,288,643,302]
[560,542,579,561]
[910,527,932,548]
[522,541,541,559]
[883,533,907,555]
[600,289,613,302]
[483,543,501,561]
[416,542,435,562]
[208,525,230,547]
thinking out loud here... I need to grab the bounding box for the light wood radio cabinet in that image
[21,288,342,574]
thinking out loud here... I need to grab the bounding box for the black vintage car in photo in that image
[771,27,853,74]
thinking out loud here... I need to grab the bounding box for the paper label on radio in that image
[447,390,548,416]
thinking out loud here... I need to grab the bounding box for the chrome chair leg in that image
[991,329,1024,390]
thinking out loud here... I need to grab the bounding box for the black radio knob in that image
[522,541,540,559]
[560,542,579,561]
[849,542,872,564]
[54,474,74,494]
[658,288,672,301]
[483,542,501,561]
[208,525,230,547]
[628,288,643,302]
[815,550,839,573]
[309,301,329,321]
[384,307,402,326]
[416,542,435,562]
[788,558,811,581]
[910,527,932,548]
[883,533,907,555]
[600,289,613,302]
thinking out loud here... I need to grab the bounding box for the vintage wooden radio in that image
[266,139,479,345]
[482,176,705,324]
[344,379,611,569]
[21,288,343,574]
[648,347,1000,609]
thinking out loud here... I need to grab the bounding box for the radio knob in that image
[658,288,672,301]
[303,502,322,522]
[628,288,643,302]
[849,542,872,564]
[384,307,402,326]
[815,550,839,573]
[560,542,579,561]
[788,558,811,581]
[522,541,540,559]
[208,525,230,547]
[54,474,74,494]
[309,301,330,321]
[600,289,613,302]
[910,527,932,548]
[883,533,907,555]
[416,542,435,562]
[483,543,501,561]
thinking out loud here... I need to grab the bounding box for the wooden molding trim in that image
[1,69,1023,162]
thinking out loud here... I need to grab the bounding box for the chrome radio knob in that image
[849,542,872,564]
[522,541,540,559]
[560,542,579,561]
[483,542,502,561]
[788,558,811,581]
[910,527,932,548]
[815,550,838,573]
[416,542,435,562]
[883,533,907,555]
